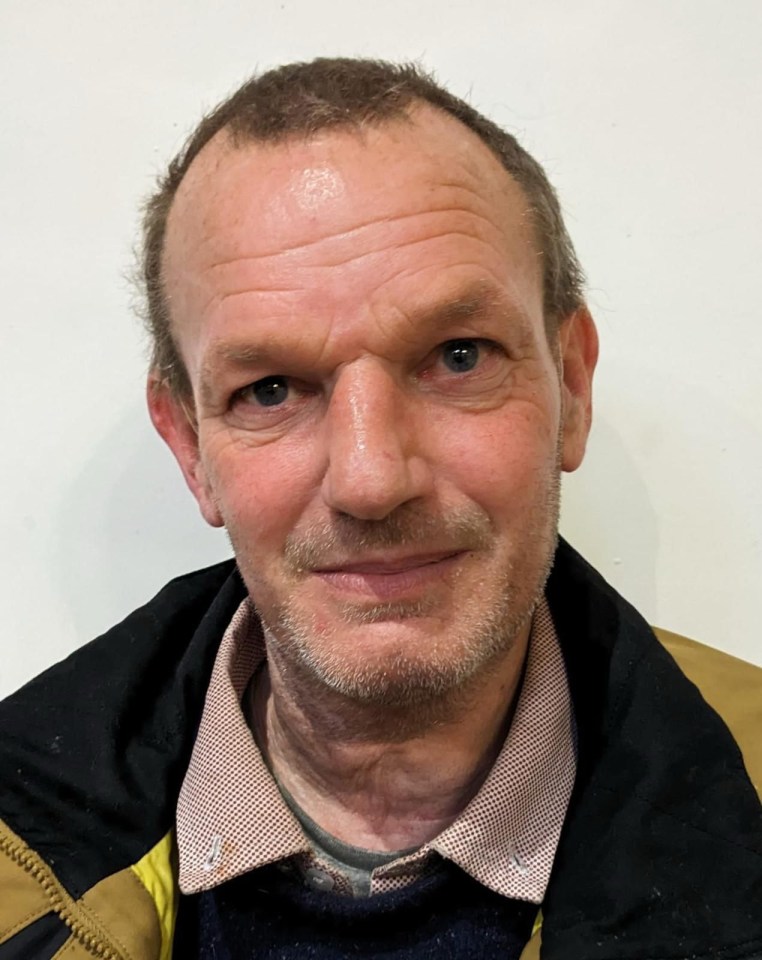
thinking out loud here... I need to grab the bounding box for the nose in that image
[320,362,433,520]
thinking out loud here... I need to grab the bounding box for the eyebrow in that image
[198,280,527,406]
[199,342,269,408]
[402,281,536,354]
[407,281,507,330]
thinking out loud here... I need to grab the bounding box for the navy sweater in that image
[175,859,537,958]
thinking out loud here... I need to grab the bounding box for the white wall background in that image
[1,0,760,697]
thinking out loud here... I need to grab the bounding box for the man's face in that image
[154,107,596,705]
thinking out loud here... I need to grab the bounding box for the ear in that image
[146,374,225,527]
[557,307,599,472]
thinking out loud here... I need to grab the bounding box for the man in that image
[0,58,760,960]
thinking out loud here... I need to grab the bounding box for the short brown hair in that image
[140,57,585,396]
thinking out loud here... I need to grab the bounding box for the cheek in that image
[436,399,561,506]
[200,435,319,551]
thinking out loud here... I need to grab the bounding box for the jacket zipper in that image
[0,834,121,959]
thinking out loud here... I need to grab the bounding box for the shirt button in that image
[305,867,335,891]
[202,835,223,872]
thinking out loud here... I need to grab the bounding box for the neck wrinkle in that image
[246,627,529,851]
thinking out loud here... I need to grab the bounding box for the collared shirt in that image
[177,595,575,903]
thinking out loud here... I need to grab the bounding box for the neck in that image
[249,626,530,852]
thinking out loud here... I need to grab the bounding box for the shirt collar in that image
[177,595,575,903]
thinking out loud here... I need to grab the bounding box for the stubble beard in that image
[226,451,562,732]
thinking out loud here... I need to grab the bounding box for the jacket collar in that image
[543,539,762,958]
[1,541,760,955]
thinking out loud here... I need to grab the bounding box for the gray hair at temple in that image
[139,57,586,397]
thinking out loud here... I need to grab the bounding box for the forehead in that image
[162,106,543,363]
[166,105,538,273]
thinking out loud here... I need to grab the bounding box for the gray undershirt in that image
[245,667,418,896]
[279,780,418,897]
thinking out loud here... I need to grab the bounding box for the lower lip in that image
[313,553,464,601]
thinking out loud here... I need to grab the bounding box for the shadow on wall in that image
[53,400,231,646]
[560,415,659,625]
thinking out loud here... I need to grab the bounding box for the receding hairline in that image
[165,99,530,231]
[140,58,586,397]
[161,100,543,326]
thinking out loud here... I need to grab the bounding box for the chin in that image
[266,583,532,706]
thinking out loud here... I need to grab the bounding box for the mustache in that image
[283,505,493,572]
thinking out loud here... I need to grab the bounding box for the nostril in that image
[322,365,433,519]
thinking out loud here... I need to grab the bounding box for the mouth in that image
[310,550,465,600]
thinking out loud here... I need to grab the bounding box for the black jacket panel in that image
[1,541,760,957]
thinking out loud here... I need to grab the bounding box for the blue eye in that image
[442,340,480,373]
[251,376,289,406]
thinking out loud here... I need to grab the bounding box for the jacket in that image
[1,540,760,959]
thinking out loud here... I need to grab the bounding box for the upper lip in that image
[312,550,462,574]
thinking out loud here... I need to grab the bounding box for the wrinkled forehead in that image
[162,105,541,288]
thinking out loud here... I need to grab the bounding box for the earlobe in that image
[558,307,599,473]
[146,375,225,527]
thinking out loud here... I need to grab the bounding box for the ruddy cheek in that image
[230,456,313,540]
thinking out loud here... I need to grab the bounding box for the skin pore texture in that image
[149,104,598,851]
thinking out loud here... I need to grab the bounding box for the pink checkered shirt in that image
[177,594,575,904]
